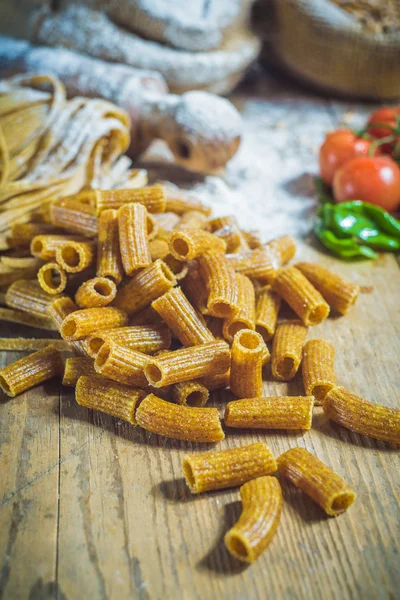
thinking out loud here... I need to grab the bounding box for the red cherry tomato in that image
[319,129,374,186]
[333,156,400,212]
[366,107,400,155]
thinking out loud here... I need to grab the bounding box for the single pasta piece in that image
[55,240,96,273]
[153,212,180,231]
[169,229,226,261]
[152,287,214,346]
[37,262,68,295]
[182,265,209,315]
[60,307,128,341]
[76,375,146,424]
[242,230,263,249]
[222,274,255,342]
[50,197,98,237]
[163,255,189,281]
[271,321,308,381]
[322,386,400,444]
[136,393,224,442]
[74,277,117,308]
[224,477,282,563]
[295,262,360,315]
[163,184,212,216]
[96,209,124,284]
[0,308,56,331]
[182,442,277,493]
[230,330,266,398]
[149,239,169,261]
[175,210,209,230]
[273,267,330,326]
[171,380,210,407]
[113,259,176,316]
[94,341,149,387]
[201,370,230,391]
[95,185,166,215]
[6,279,56,317]
[144,340,230,387]
[31,234,85,260]
[48,296,86,355]
[302,339,336,404]
[277,447,356,516]
[62,357,95,386]
[226,247,276,283]
[0,338,71,352]
[213,225,249,253]
[255,285,281,342]
[198,251,239,319]
[0,345,64,397]
[225,396,314,430]
[9,223,58,248]
[266,235,296,265]
[85,324,171,358]
[118,203,152,275]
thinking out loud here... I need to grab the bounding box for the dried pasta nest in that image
[259,0,400,100]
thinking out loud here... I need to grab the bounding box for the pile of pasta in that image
[0,73,145,251]
[0,182,399,565]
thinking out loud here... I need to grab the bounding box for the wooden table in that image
[1,68,399,600]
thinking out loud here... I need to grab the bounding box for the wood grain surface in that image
[1,69,399,600]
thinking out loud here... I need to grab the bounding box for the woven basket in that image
[259,0,400,100]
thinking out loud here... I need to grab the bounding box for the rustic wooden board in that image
[1,69,399,600]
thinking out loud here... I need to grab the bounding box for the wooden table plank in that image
[1,68,399,600]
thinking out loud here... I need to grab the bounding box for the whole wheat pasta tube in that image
[95,341,149,387]
[95,185,166,215]
[96,209,124,284]
[277,447,356,516]
[31,234,85,260]
[171,380,210,407]
[273,267,330,326]
[48,296,86,355]
[149,239,169,261]
[198,251,239,319]
[255,285,281,342]
[175,210,209,231]
[271,321,308,381]
[0,345,63,397]
[85,324,171,358]
[76,375,146,424]
[6,279,56,317]
[136,393,224,442]
[152,287,214,346]
[118,203,152,275]
[163,185,212,216]
[267,235,296,265]
[163,255,189,281]
[182,442,277,493]
[56,240,95,273]
[113,259,176,316]
[225,396,314,430]
[224,477,282,563]
[302,339,336,404]
[295,262,360,315]
[230,330,266,398]
[222,274,255,342]
[226,247,276,283]
[9,223,58,248]
[62,357,95,386]
[37,262,68,295]
[323,387,400,444]
[145,340,230,387]
[50,197,98,237]
[169,229,226,261]
[181,265,209,314]
[60,307,128,341]
[75,277,117,308]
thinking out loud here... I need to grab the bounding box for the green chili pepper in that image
[314,178,400,259]
[314,221,377,260]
